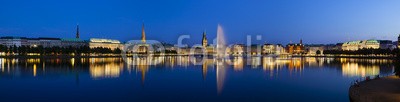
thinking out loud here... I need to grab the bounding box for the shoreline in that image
[349,75,400,102]
[0,54,395,59]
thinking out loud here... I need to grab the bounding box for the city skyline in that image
[1,1,400,102]
[1,0,400,44]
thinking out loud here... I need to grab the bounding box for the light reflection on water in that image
[0,56,395,102]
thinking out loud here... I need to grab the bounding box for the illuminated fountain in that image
[216,24,227,58]
[215,24,227,94]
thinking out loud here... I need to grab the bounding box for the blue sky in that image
[0,0,400,45]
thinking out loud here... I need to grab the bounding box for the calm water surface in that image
[0,56,394,102]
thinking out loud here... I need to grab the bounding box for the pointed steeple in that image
[141,22,146,43]
[76,24,80,39]
[202,30,207,47]
[300,39,303,44]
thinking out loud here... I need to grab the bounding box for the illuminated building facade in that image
[286,39,305,54]
[304,44,325,55]
[89,38,122,50]
[230,44,244,56]
[185,31,211,55]
[247,45,262,55]
[39,37,62,47]
[0,36,84,48]
[342,40,394,51]
[305,46,324,55]
[262,44,285,55]
[0,36,28,47]
[27,38,40,47]
[202,31,208,47]
[133,23,150,54]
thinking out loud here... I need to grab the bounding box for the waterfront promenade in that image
[349,75,400,102]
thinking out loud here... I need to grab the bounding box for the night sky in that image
[1,0,400,45]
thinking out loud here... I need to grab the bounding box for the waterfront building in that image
[89,38,122,50]
[162,43,178,52]
[60,25,87,48]
[247,44,263,56]
[38,37,62,47]
[61,38,87,48]
[0,36,80,48]
[379,40,395,50]
[177,47,191,55]
[262,44,285,55]
[285,39,305,54]
[27,38,40,47]
[305,45,325,55]
[0,36,28,47]
[133,23,151,54]
[193,31,214,55]
[398,34,400,48]
[324,43,343,50]
[230,44,245,56]
[202,31,208,47]
[342,40,394,51]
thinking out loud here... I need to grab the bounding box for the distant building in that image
[0,36,83,48]
[397,34,400,48]
[177,47,191,55]
[89,38,122,50]
[305,44,325,55]
[230,44,245,56]
[39,37,62,47]
[393,41,398,49]
[0,36,28,47]
[196,31,214,55]
[331,43,343,50]
[27,38,40,47]
[162,43,177,51]
[247,44,262,56]
[61,38,87,48]
[60,25,87,48]
[134,23,151,54]
[342,40,393,51]
[262,44,285,55]
[379,40,395,50]
[202,31,208,47]
[286,39,305,54]
[76,24,80,39]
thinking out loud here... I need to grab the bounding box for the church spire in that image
[300,39,303,44]
[141,22,146,43]
[202,30,207,47]
[76,24,79,39]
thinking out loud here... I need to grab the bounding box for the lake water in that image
[0,56,395,102]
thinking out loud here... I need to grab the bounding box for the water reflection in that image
[216,59,226,94]
[0,57,395,94]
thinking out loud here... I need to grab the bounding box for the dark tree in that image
[316,50,321,55]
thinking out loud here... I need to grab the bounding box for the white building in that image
[38,37,62,48]
[342,40,394,51]
[0,37,28,47]
[230,44,245,56]
[306,46,325,55]
[89,38,122,50]
[262,44,285,55]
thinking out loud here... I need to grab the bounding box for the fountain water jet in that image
[216,24,226,58]
[215,24,227,94]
